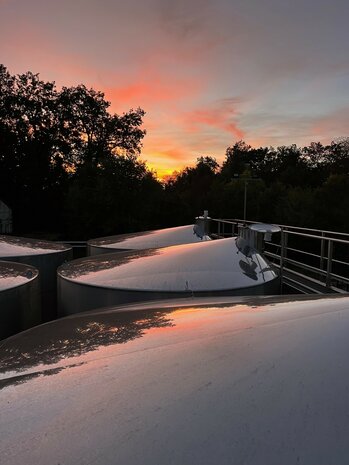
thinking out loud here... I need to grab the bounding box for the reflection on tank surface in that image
[0,308,174,384]
[60,237,277,291]
[0,234,69,256]
[0,293,322,388]
[0,260,38,290]
[3,294,349,465]
[239,260,258,280]
[59,248,160,280]
[88,224,211,255]
[0,293,341,388]
[0,365,83,390]
[58,237,279,315]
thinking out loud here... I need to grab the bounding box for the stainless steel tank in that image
[88,224,211,255]
[0,235,72,320]
[58,236,279,316]
[0,260,40,339]
[1,294,349,465]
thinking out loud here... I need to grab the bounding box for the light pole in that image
[243,180,248,224]
[233,174,260,225]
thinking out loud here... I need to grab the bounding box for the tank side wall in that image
[8,249,73,321]
[58,275,281,316]
[0,276,41,340]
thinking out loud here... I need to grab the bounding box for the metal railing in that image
[60,221,349,294]
[211,218,349,294]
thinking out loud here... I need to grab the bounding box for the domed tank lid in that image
[249,223,281,234]
[59,237,277,292]
[88,224,211,251]
[0,260,38,291]
[1,294,348,465]
[0,235,71,258]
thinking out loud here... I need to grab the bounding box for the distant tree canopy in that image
[1,64,349,238]
[165,139,349,231]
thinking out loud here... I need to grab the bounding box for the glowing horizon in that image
[1,0,349,178]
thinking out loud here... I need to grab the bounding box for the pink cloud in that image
[181,99,245,139]
[104,73,203,109]
[0,14,243,175]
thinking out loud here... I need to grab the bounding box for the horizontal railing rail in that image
[58,220,349,294]
[211,218,349,294]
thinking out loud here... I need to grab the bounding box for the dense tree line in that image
[169,140,349,232]
[1,65,349,239]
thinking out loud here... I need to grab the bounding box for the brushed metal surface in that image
[0,235,70,257]
[0,260,40,339]
[62,237,277,291]
[0,259,38,291]
[1,294,349,464]
[0,235,72,320]
[88,224,211,255]
[58,237,279,315]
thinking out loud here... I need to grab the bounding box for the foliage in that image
[0,65,148,236]
[1,64,349,238]
[166,138,349,232]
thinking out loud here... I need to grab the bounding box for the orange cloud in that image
[138,98,247,177]
[142,145,192,176]
[104,75,200,108]
[141,131,199,179]
[102,50,207,111]
[181,99,244,139]
[0,18,244,176]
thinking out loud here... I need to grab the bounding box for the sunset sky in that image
[1,0,349,177]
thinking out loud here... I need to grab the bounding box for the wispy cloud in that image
[2,0,349,173]
[181,98,244,139]
[104,73,203,109]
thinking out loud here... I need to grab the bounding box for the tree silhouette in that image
[0,65,150,236]
[2,64,349,237]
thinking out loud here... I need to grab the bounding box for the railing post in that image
[222,222,225,237]
[218,221,221,238]
[326,240,333,288]
[320,231,325,270]
[283,228,288,259]
[280,228,285,278]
